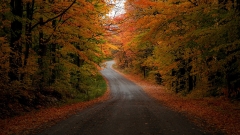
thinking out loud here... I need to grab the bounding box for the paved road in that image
[38,61,208,135]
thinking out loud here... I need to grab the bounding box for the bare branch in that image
[187,0,198,6]
[31,0,76,30]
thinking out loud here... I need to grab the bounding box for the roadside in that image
[113,67,240,135]
[0,87,110,135]
[1,64,240,135]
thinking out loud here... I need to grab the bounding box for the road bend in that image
[38,60,209,135]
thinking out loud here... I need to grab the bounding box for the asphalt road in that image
[38,60,208,135]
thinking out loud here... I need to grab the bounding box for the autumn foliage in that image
[0,0,110,118]
[114,0,240,99]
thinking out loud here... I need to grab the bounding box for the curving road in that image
[38,61,208,135]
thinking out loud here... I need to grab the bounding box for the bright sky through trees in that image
[107,0,126,18]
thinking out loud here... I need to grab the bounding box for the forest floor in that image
[0,88,110,135]
[114,68,240,135]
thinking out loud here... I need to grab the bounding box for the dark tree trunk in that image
[38,0,48,89]
[142,66,147,78]
[39,18,46,64]
[9,0,23,81]
[21,0,35,81]
[230,0,234,8]
[76,55,80,90]
[24,1,34,67]
[39,0,47,64]
[188,75,193,92]
[38,16,48,89]
[237,0,240,11]
[50,19,57,84]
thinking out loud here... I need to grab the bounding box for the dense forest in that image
[113,0,240,98]
[1,0,240,119]
[0,0,115,118]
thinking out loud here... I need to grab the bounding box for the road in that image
[38,60,208,135]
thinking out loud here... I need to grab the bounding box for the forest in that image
[0,0,114,118]
[1,0,240,119]
[113,0,240,99]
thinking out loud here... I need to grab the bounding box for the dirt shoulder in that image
[0,88,110,135]
[114,68,240,135]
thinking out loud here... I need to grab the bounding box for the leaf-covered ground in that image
[0,88,110,135]
[115,69,240,135]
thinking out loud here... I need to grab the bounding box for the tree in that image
[9,0,23,81]
[114,0,240,98]
[0,0,110,118]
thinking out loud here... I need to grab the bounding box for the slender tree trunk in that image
[50,19,57,84]
[230,0,234,8]
[77,55,80,90]
[21,0,35,81]
[9,0,23,81]
[237,0,240,11]
[24,1,34,67]
[38,0,48,90]
[39,19,45,65]
[142,66,147,78]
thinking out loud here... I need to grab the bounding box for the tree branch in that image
[43,17,72,44]
[31,0,76,30]
[187,0,198,6]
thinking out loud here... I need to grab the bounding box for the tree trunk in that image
[9,0,23,81]
[237,0,240,11]
[50,19,57,84]
[38,0,48,90]
[22,0,35,81]
[24,1,34,67]
[77,55,80,90]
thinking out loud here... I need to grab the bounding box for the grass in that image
[63,74,107,104]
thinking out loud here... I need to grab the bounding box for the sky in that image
[107,0,126,18]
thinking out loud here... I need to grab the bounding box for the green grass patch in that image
[64,73,107,104]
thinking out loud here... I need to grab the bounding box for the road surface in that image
[38,60,208,135]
